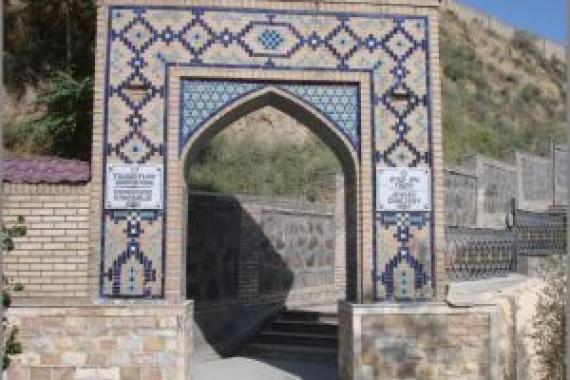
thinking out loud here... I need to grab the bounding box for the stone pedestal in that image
[338,301,500,380]
[5,302,193,380]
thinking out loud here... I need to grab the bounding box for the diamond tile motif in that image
[112,130,161,164]
[383,139,421,167]
[179,19,216,57]
[119,19,156,52]
[239,22,302,58]
[258,29,284,50]
[384,28,416,60]
[326,24,360,62]
[115,73,160,111]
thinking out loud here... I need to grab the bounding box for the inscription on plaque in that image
[105,164,163,209]
[376,168,431,211]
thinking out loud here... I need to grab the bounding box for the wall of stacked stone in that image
[5,302,193,380]
[338,302,499,380]
[444,151,568,228]
[554,147,568,205]
[187,190,345,309]
[444,167,478,227]
[516,152,553,211]
[2,183,91,303]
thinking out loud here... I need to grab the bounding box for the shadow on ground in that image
[192,356,338,380]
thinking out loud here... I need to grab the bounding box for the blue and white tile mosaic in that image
[180,80,360,150]
[102,6,434,300]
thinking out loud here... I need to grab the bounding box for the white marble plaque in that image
[105,164,163,209]
[376,168,431,212]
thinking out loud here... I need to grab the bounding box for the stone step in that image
[239,308,339,363]
[270,320,338,335]
[240,343,338,364]
[253,330,338,349]
[278,310,338,324]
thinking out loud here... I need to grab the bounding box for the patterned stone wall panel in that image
[259,210,336,294]
[554,149,568,203]
[444,170,477,227]
[480,163,516,216]
[360,311,491,379]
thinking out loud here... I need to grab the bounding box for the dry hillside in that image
[441,9,566,162]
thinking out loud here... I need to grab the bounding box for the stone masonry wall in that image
[445,151,568,228]
[444,167,477,227]
[339,302,499,380]
[516,152,554,211]
[187,191,345,308]
[2,183,91,303]
[5,303,193,380]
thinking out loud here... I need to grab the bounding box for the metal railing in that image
[446,203,566,281]
[446,227,515,281]
[514,209,566,256]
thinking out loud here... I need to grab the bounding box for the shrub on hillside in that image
[512,30,539,56]
[188,131,341,202]
[532,255,566,380]
[5,72,93,161]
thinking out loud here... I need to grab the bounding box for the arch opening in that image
[180,88,359,358]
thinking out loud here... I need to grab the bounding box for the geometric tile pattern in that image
[102,6,433,300]
[180,80,360,151]
[180,80,264,147]
[376,212,432,300]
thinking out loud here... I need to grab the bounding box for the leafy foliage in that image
[4,0,95,161]
[1,217,27,370]
[511,30,540,57]
[3,0,96,89]
[532,256,566,380]
[5,72,93,161]
[188,129,340,202]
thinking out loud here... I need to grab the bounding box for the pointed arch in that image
[179,85,361,302]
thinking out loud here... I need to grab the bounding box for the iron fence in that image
[514,209,566,256]
[446,227,515,281]
[446,206,566,281]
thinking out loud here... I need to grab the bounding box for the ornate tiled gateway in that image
[100,4,435,300]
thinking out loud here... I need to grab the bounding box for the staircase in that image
[240,308,339,363]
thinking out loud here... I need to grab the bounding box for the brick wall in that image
[2,183,91,303]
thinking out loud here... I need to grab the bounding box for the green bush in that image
[2,217,27,370]
[512,30,539,56]
[5,72,93,160]
[517,84,542,105]
[532,255,566,380]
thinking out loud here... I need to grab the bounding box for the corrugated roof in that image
[3,156,91,184]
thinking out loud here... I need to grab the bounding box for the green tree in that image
[3,0,96,89]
